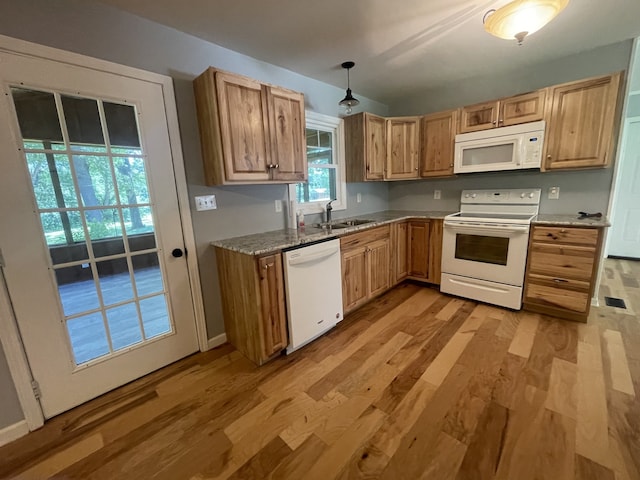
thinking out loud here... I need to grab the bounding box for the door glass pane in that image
[97,258,134,306]
[12,87,174,366]
[55,266,100,316]
[455,234,509,265]
[61,95,106,152]
[132,253,163,296]
[67,313,110,364]
[461,144,514,167]
[106,303,143,350]
[140,295,171,339]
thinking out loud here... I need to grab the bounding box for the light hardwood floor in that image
[1,258,639,479]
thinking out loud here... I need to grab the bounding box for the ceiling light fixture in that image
[483,0,569,45]
[338,61,359,114]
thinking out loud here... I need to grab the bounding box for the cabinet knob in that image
[275,164,279,169]
[547,155,552,160]
[498,119,504,124]
[414,167,418,171]
[492,120,497,125]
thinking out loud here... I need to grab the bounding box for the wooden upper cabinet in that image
[501,90,546,126]
[345,112,386,181]
[458,90,545,133]
[420,110,457,177]
[386,117,420,179]
[193,67,307,185]
[544,72,622,171]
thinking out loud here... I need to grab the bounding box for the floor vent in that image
[605,297,627,309]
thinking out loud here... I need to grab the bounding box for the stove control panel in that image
[460,189,541,205]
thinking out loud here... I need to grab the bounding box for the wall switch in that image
[195,194,217,211]
[274,199,282,213]
[356,193,362,203]
[434,190,441,200]
[548,186,560,200]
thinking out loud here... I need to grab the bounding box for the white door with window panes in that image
[290,112,346,218]
[0,48,199,418]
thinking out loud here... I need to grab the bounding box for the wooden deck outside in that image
[0,258,638,479]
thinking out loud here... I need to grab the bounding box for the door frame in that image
[0,34,208,431]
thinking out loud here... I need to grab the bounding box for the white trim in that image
[0,34,209,419]
[0,271,44,431]
[0,420,30,447]
[289,111,347,220]
[207,333,228,350]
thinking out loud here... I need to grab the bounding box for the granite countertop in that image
[532,214,611,228]
[211,210,455,256]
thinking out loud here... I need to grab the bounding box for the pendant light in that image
[484,0,570,45]
[338,61,359,114]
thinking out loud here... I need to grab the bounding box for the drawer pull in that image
[553,278,568,283]
[546,233,558,240]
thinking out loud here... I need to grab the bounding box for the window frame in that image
[289,111,347,216]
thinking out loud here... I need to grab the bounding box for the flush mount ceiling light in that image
[483,0,570,45]
[338,61,359,114]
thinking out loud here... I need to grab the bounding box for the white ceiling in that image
[96,0,640,104]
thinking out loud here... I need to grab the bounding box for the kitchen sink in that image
[313,219,376,230]
[342,219,375,226]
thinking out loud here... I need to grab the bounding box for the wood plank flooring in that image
[1,258,639,479]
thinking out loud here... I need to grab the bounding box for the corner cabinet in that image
[458,90,546,133]
[523,225,604,322]
[543,72,622,171]
[420,110,457,178]
[215,248,287,365]
[345,112,387,181]
[340,226,391,314]
[194,68,307,185]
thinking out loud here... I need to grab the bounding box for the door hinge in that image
[31,380,41,399]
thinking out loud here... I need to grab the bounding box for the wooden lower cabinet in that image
[392,221,409,284]
[408,220,430,278]
[215,248,287,365]
[340,226,391,314]
[523,225,604,322]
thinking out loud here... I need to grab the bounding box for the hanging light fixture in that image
[338,61,359,114]
[484,0,570,45]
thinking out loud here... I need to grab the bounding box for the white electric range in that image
[440,188,541,309]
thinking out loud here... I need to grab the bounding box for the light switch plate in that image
[356,193,362,203]
[195,195,217,211]
[434,190,441,200]
[548,186,560,200]
[275,199,282,212]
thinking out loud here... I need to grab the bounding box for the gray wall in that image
[0,342,23,427]
[388,40,633,216]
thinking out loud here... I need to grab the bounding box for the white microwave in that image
[454,120,545,174]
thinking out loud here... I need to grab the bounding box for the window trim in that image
[289,111,347,216]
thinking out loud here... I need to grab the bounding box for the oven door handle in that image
[444,221,530,235]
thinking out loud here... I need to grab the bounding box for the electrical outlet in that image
[548,186,560,200]
[434,190,441,200]
[356,193,362,203]
[274,199,282,212]
[195,195,217,211]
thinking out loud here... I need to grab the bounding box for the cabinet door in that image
[267,86,307,182]
[500,90,546,127]
[420,110,456,177]
[393,221,409,284]
[257,254,287,359]
[365,113,387,180]
[427,219,443,284]
[544,73,621,170]
[386,117,420,179]
[367,238,391,298]
[408,220,430,278]
[341,246,368,313]
[459,101,500,133]
[215,71,271,181]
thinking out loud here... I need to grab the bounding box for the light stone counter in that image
[211,210,455,256]
[532,214,611,228]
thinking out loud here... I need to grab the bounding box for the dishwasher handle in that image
[287,246,339,266]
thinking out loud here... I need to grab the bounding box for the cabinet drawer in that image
[524,282,590,313]
[340,225,390,251]
[526,273,591,292]
[528,243,595,281]
[531,226,599,246]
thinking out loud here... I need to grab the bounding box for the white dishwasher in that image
[283,238,343,354]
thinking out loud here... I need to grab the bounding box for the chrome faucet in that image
[325,200,335,224]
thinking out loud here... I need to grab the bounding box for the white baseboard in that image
[207,333,228,351]
[0,420,29,447]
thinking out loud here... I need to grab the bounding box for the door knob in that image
[171,248,184,258]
